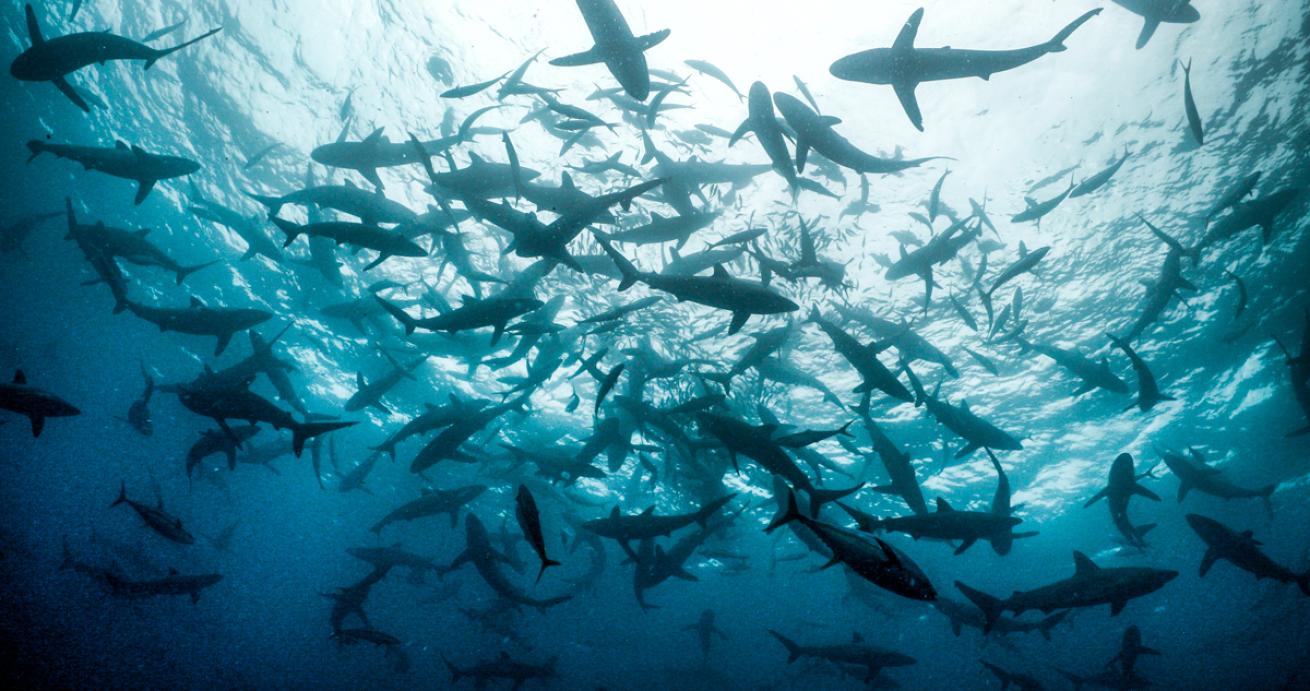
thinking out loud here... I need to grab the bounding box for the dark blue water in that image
[2,1,1309,689]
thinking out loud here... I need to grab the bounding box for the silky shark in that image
[10,4,221,112]
[830,8,1101,130]
[549,0,670,101]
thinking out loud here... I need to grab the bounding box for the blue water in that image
[2,1,1309,689]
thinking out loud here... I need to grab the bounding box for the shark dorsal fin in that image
[188,297,202,308]
[893,8,923,50]
[1018,240,1029,258]
[610,506,621,519]
[711,264,729,279]
[115,141,129,150]
[640,506,655,516]
[876,538,900,565]
[935,497,953,512]
[13,370,27,385]
[1072,550,1098,575]
[136,228,151,238]
[561,172,575,190]
[364,127,385,143]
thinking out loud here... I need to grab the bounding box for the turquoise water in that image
[1,1,1308,688]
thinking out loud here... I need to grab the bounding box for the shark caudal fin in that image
[1047,9,1101,52]
[374,297,419,335]
[1038,610,1069,641]
[805,483,866,513]
[765,488,801,534]
[535,558,562,585]
[244,191,285,216]
[594,236,640,290]
[441,655,464,684]
[291,420,356,458]
[110,481,128,509]
[768,630,803,663]
[144,27,223,70]
[269,217,304,247]
[175,260,220,286]
[60,535,74,571]
[955,581,1004,634]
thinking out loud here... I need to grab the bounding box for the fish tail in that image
[441,655,463,683]
[1048,9,1101,52]
[768,630,801,663]
[535,559,562,585]
[594,236,639,290]
[145,27,223,70]
[374,297,418,335]
[955,581,1003,634]
[26,140,46,163]
[176,259,220,285]
[110,481,128,509]
[244,191,283,216]
[59,535,74,571]
[292,420,356,458]
[764,488,800,534]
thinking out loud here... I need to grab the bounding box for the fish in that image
[110,482,194,545]
[1084,452,1160,549]
[10,5,221,112]
[1186,514,1309,595]
[1110,0,1200,49]
[0,369,80,437]
[370,485,486,534]
[957,551,1177,630]
[830,8,1101,130]
[550,0,670,101]
[28,140,200,204]
[515,485,561,584]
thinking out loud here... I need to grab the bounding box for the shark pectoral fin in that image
[1136,18,1160,49]
[549,47,605,67]
[370,400,391,415]
[361,168,384,190]
[892,81,924,132]
[893,8,923,50]
[1199,548,1218,577]
[214,331,234,356]
[1109,598,1127,616]
[794,139,810,174]
[29,414,46,438]
[635,29,671,52]
[52,77,91,112]
[135,179,157,205]
[953,538,976,555]
[727,311,749,335]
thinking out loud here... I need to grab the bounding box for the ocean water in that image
[1,0,1309,689]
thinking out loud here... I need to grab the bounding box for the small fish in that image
[514,486,561,584]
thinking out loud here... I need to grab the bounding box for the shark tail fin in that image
[26,140,46,163]
[110,481,128,509]
[441,655,463,683]
[1058,670,1086,691]
[292,420,356,458]
[60,535,74,571]
[244,191,283,216]
[144,27,223,70]
[176,260,220,285]
[764,488,800,534]
[595,236,639,290]
[1048,9,1101,52]
[535,558,562,585]
[768,630,802,663]
[805,483,865,513]
[1261,484,1277,516]
[955,581,1003,634]
[374,297,418,335]
[1038,610,1068,641]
